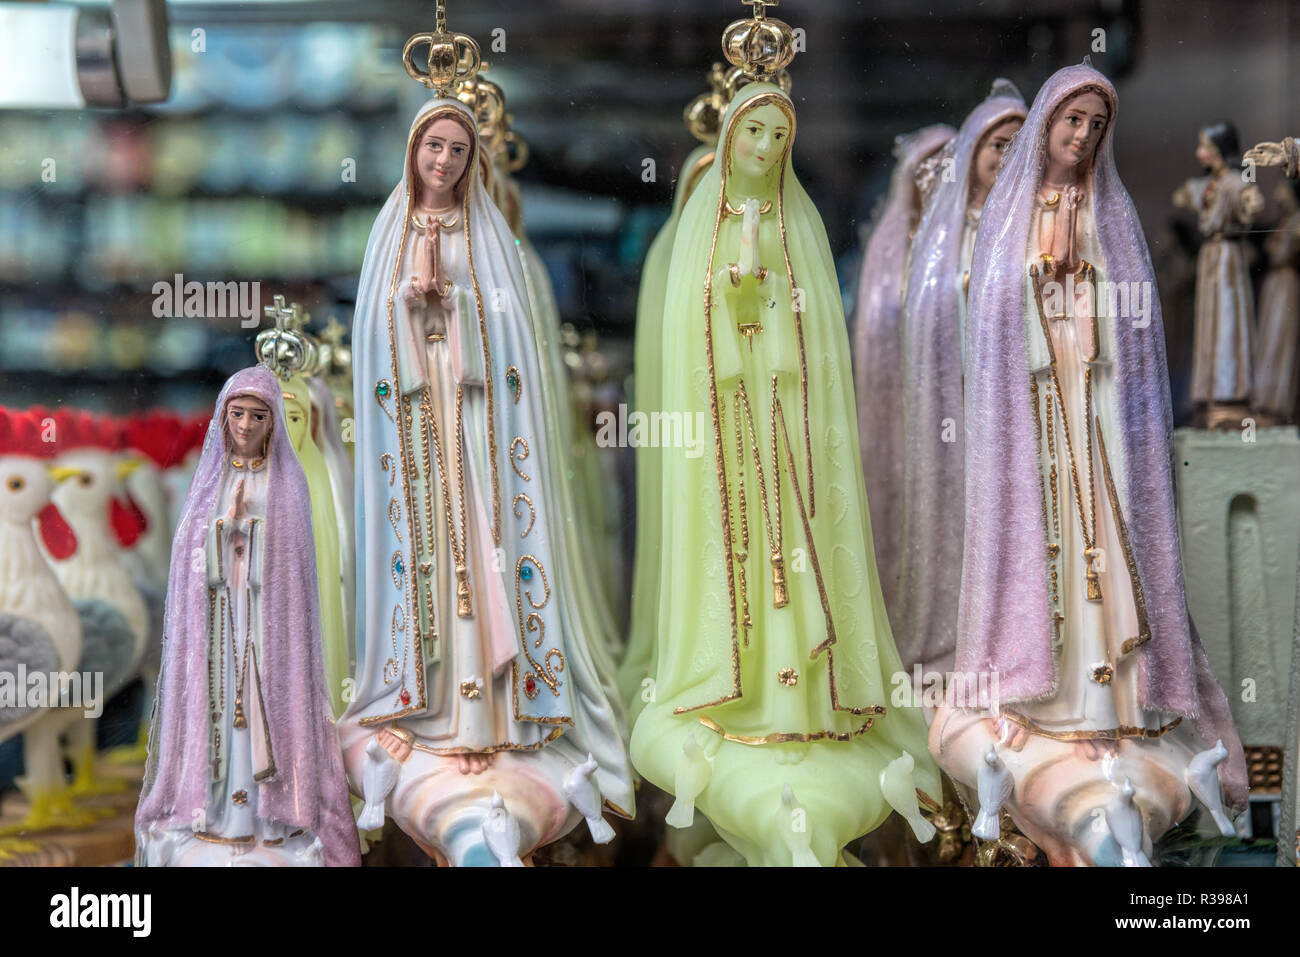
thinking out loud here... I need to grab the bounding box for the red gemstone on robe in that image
[399,689,411,705]
[524,677,537,696]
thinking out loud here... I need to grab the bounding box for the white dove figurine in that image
[1186,739,1236,837]
[972,746,1014,840]
[357,737,399,831]
[777,783,820,867]
[880,750,937,843]
[1104,778,1151,867]
[666,733,713,829]
[563,753,615,844]
[482,792,525,867]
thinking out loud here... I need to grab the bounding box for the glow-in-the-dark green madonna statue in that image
[630,81,940,866]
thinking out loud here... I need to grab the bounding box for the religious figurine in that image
[851,122,954,620]
[341,15,634,866]
[895,83,1025,679]
[284,375,350,714]
[317,317,357,465]
[1174,122,1265,427]
[930,62,1247,866]
[460,74,626,669]
[120,412,177,592]
[1250,179,1300,423]
[1244,136,1300,180]
[135,366,360,866]
[306,375,357,678]
[256,300,351,717]
[630,3,939,867]
[623,65,732,719]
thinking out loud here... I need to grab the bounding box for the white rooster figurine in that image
[39,409,148,796]
[0,408,86,835]
[109,411,181,763]
[563,752,615,844]
[159,414,209,533]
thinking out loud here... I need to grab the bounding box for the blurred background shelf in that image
[0,0,1295,412]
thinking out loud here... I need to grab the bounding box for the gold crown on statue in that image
[502,116,529,174]
[684,62,793,144]
[683,63,729,144]
[457,69,530,175]
[723,64,791,99]
[318,316,352,383]
[722,1,797,82]
[256,295,321,381]
[457,70,506,139]
[403,0,482,96]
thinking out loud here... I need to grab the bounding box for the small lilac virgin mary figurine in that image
[135,365,360,866]
[929,62,1246,867]
[895,82,1025,678]
[851,122,953,617]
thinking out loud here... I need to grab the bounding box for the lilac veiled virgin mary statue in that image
[929,62,1246,867]
[851,122,953,618]
[895,83,1025,677]
[135,365,360,867]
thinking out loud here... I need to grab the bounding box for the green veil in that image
[282,372,348,718]
[630,83,938,864]
[621,141,716,718]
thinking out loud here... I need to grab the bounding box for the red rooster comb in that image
[123,410,188,468]
[0,408,57,458]
[48,408,117,455]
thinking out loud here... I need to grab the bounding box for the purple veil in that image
[853,123,954,616]
[959,63,1245,804]
[895,85,1025,670]
[136,365,361,865]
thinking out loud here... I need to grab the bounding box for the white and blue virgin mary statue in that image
[339,94,634,865]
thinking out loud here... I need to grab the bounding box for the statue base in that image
[337,716,591,867]
[1173,426,1300,749]
[930,707,1204,867]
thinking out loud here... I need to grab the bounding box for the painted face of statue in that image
[414,117,473,208]
[1196,130,1224,173]
[1046,91,1108,176]
[729,103,791,183]
[284,398,309,453]
[225,395,271,459]
[973,117,1023,199]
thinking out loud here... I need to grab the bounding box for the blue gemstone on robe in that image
[520,565,533,581]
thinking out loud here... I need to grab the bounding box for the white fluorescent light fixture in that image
[0,0,171,109]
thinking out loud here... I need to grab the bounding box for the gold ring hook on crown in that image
[504,129,529,173]
[403,3,481,95]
